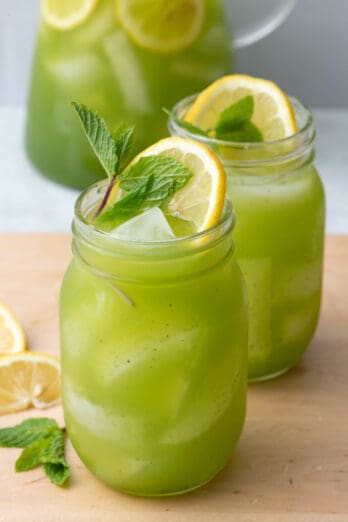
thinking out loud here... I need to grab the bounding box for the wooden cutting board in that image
[0,234,347,522]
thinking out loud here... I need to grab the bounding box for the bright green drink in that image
[60,184,248,495]
[169,96,325,381]
[26,0,232,188]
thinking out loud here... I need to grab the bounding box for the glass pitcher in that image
[25,0,296,189]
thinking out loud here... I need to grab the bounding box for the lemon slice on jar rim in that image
[108,137,227,233]
[185,74,298,141]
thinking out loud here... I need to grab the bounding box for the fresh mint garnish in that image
[72,102,118,180]
[73,103,137,218]
[215,95,254,133]
[164,97,263,143]
[214,96,263,142]
[73,103,194,228]
[96,155,192,229]
[215,121,263,142]
[0,418,70,487]
[163,108,210,138]
[113,123,135,173]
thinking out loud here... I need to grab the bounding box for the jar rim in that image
[73,181,235,258]
[168,95,315,167]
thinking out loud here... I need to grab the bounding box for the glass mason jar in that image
[60,183,248,496]
[169,96,325,382]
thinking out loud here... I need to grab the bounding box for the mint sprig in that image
[73,103,194,229]
[72,102,118,179]
[73,103,136,218]
[215,96,263,142]
[0,418,70,487]
[165,96,263,143]
[96,155,192,229]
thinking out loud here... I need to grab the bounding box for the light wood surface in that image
[0,234,347,521]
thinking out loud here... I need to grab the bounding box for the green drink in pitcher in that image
[26,0,232,188]
[168,75,325,382]
[60,107,248,495]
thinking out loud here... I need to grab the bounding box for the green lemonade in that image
[26,0,232,188]
[60,183,248,495]
[169,96,325,381]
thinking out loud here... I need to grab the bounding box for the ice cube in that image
[239,257,272,362]
[49,53,103,88]
[103,31,151,113]
[64,380,142,446]
[76,2,115,46]
[112,208,175,241]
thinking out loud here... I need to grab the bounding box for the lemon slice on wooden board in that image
[42,0,99,30]
[185,74,298,141]
[0,353,61,415]
[0,302,26,356]
[116,0,205,54]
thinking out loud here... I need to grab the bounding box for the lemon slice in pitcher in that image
[42,0,99,30]
[186,74,298,141]
[116,0,205,54]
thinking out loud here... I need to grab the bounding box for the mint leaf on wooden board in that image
[72,102,118,179]
[0,418,70,487]
[0,418,58,448]
[163,108,210,138]
[44,462,70,487]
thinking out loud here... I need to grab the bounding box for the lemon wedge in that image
[0,352,61,415]
[185,74,298,141]
[0,301,26,356]
[116,0,205,54]
[42,0,99,31]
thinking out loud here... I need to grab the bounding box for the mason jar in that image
[60,182,248,496]
[169,96,325,382]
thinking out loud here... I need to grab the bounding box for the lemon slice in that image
[0,352,61,415]
[185,74,298,141]
[42,0,99,31]
[118,137,226,232]
[116,0,205,54]
[0,302,26,356]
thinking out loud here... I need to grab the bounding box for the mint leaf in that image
[93,124,135,218]
[215,96,254,133]
[214,96,263,142]
[72,102,118,179]
[0,418,57,448]
[120,155,192,192]
[0,419,70,487]
[15,437,52,472]
[97,156,192,228]
[114,124,135,173]
[216,121,263,142]
[44,462,70,487]
[163,108,210,138]
[95,177,151,228]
